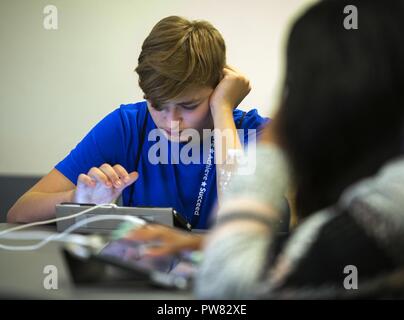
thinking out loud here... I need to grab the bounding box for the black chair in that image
[0,175,41,222]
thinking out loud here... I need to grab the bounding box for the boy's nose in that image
[165,107,182,125]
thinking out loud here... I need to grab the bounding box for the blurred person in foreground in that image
[126,0,404,299]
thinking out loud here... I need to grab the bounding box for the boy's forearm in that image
[7,189,75,223]
[211,106,243,202]
[212,107,243,165]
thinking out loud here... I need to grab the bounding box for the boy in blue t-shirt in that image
[8,16,267,228]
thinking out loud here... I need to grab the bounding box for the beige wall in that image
[0,0,316,175]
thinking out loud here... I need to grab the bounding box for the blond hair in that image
[135,16,226,109]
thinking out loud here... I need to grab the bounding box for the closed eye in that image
[180,104,198,110]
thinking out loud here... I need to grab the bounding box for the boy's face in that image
[147,86,214,142]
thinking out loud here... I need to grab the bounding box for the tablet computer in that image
[64,238,198,290]
[55,203,190,234]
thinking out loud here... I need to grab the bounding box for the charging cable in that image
[0,204,146,251]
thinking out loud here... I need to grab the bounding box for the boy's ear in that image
[145,99,154,110]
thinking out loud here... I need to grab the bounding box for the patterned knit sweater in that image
[195,145,404,299]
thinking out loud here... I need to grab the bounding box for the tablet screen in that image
[97,239,197,282]
[98,239,178,273]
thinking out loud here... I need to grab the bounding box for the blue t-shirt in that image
[55,101,268,229]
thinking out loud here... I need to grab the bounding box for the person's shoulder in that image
[117,101,148,119]
[91,101,148,137]
[233,108,270,129]
[106,100,148,129]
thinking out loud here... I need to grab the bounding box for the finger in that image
[77,173,96,187]
[123,171,139,187]
[125,225,164,241]
[99,163,122,188]
[224,64,234,71]
[143,245,179,257]
[222,67,232,77]
[112,164,130,183]
[223,65,239,75]
[88,167,112,187]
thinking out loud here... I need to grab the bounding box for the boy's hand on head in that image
[209,66,251,114]
[72,164,138,204]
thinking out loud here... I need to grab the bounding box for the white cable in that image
[0,214,146,251]
[0,204,146,251]
[0,203,116,237]
[0,230,90,245]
